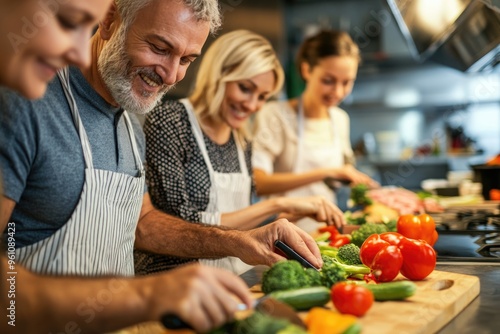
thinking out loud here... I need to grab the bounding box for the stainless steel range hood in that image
[387,0,500,72]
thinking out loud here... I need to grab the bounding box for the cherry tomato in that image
[371,245,403,282]
[330,235,351,248]
[359,234,389,267]
[490,189,500,201]
[331,282,374,317]
[379,232,405,247]
[318,225,340,238]
[398,237,437,280]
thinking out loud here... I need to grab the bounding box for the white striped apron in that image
[182,99,253,275]
[15,68,144,277]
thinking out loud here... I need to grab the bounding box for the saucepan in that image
[470,164,500,200]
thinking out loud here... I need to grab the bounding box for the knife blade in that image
[274,240,320,271]
[161,296,305,330]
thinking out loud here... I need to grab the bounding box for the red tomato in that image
[396,215,422,240]
[379,232,405,247]
[318,226,340,238]
[331,282,374,317]
[359,234,389,267]
[490,189,500,201]
[371,245,403,282]
[397,214,437,246]
[398,237,437,280]
[330,235,351,248]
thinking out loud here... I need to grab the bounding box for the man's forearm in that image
[135,209,242,259]
[1,257,149,334]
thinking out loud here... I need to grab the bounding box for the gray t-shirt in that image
[0,67,145,247]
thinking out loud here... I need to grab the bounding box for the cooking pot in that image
[470,164,500,200]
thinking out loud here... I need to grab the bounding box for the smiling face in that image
[98,0,210,115]
[220,70,276,130]
[302,55,358,107]
[0,0,111,99]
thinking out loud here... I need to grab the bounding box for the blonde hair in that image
[189,29,284,143]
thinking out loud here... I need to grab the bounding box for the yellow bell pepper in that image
[304,307,359,334]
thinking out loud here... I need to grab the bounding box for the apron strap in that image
[182,99,217,175]
[182,98,249,177]
[57,68,94,169]
[56,68,144,174]
[122,111,145,176]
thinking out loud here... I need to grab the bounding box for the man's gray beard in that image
[97,27,173,115]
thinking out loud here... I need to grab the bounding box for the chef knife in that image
[274,240,320,271]
[161,295,305,330]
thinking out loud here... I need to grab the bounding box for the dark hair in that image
[296,30,360,79]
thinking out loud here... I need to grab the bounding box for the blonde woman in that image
[252,30,379,223]
[140,29,345,275]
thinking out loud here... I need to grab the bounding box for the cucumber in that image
[350,280,417,301]
[343,322,362,334]
[268,286,331,310]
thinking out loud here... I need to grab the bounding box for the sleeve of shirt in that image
[252,102,286,174]
[0,89,37,202]
[144,101,201,223]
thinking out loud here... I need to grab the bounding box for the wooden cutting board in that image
[251,270,479,334]
[117,270,479,334]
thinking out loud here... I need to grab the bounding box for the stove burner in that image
[456,210,474,219]
[433,203,500,262]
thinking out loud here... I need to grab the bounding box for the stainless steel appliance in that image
[431,202,500,263]
[386,0,500,72]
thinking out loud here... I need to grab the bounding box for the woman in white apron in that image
[252,29,379,232]
[138,30,345,276]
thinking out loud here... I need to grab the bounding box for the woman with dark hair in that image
[253,30,379,230]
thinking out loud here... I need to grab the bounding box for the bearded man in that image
[0,0,322,276]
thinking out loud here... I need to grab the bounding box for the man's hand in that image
[145,264,253,333]
[232,219,323,269]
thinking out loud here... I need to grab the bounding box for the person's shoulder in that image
[144,98,190,139]
[0,87,44,130]
[331,105,350,119]
[147,99,187,124]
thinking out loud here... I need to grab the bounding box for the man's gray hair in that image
[115,0,222,33]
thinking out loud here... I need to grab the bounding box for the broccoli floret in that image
[234,311,307,334]
[305,268,322,286]
[261,260,310,294]
[337,243,362,265]
[320,254,370,288]
[384,219,397,232]
[321,260,346,288]
[350,184,373,206]
[351,223,388,247]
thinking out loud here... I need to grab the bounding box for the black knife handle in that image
[161,314,193,330]
[274,240,319,271]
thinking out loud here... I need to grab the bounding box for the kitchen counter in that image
[240,263,500,334]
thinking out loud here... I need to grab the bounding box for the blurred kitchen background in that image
[163,0,500,192]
